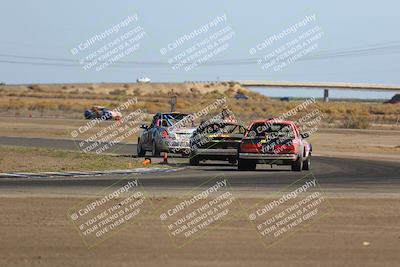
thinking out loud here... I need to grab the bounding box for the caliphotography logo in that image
[244,173,334,249]
[156,175,245,248]
[67,175,153,248]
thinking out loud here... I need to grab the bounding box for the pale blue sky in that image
[0,0,399,99]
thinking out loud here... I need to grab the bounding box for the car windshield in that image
[198,123,245,135]
[248,123,295,139]
[161,113,191,127]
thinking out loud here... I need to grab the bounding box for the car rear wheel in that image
[302,154,311,170]
[152,141,160,157]
[137,141,145,157]
[189,155,200,166]
[238,159,256,171]
[228,157,237,164]
[291,156,303,172]
[181,151,191,158]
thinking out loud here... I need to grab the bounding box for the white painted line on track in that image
[0,167,185,179]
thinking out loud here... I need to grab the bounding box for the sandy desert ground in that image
[0,195,399,267]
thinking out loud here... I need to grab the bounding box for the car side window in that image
[161,120,169,127]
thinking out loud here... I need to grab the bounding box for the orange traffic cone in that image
[142,158,151,166]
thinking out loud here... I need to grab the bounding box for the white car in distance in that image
[137,77,151,83]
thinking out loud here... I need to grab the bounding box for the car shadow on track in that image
[187,163,292,172]
[160,160,295,173]
[197,168,292,172]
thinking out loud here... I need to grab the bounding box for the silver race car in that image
[137,112,196,157]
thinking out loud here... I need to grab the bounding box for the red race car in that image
[237,120,312,171]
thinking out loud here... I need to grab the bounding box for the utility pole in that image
[169,89,177,112]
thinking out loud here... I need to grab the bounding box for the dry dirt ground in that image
[0,117,138,142]
[307,128,400,162]
[0,145,144,173]
[0,195,399,267]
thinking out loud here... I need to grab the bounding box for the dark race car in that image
[237,120,312,171]
[189,121,246,165]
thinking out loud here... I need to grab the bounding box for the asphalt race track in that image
[0,136,399,194]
